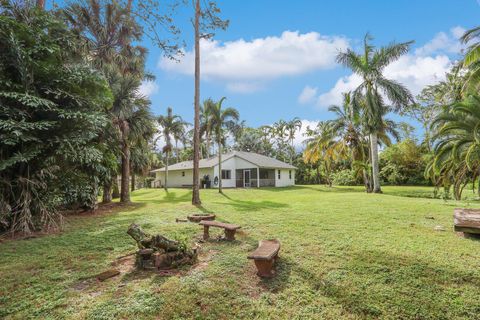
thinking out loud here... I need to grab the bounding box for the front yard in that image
[1,186,480,319]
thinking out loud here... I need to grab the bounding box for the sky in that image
[139,0,479,145]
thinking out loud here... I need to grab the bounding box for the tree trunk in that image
[206,132,210,158]
[362,169,371,193]
[112,176,120,199]
[131,173,136,192]
[175,139,179,162]
[218,141,222,193]
[191,0,201,205]
[36,0,45,8]
[102,182,112,203]
[164,152,169,191]
[120,124,131,203]
[370,132,382,193]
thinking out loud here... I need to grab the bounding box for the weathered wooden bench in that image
[454,208,480,235]
[199,220,241,241]
[247,239,280,278]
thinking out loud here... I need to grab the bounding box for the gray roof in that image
[151,151,296,172]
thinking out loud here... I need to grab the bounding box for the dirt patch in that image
[189,249,219,274]
[111,254,136,273]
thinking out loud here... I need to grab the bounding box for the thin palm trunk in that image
[120,121,131,202]
[175,139,179,162]
[37,0,45,8]
[370,132,381,193]
[164,151,169,191]
[192,0,201,205]
[131,171,135,192]
[206,132,210,158]
[112,176,120,199]
[218,140,222,193]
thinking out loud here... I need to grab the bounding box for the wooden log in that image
[96,269,120,281]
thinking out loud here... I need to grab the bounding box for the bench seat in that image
[199,220,241,241]
[454,208,480,234]
[248,239,280,277]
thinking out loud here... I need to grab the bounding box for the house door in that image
[244,170,251,188]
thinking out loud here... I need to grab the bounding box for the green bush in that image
[332,169,357,186]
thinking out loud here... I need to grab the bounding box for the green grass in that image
[2,185,480,319]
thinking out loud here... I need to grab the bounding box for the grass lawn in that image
[2,185,480,319]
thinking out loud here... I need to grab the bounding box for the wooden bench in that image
[454,208,480,234]
[199,220,241,241]
[247,239,280,278]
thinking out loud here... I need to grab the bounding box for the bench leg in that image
[224,229,236,241]
[254,259,274,278]
[203,226,210,240]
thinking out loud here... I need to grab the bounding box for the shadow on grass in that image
[135,191,192,205]
[292,248,480,319]
[218,192,289,212]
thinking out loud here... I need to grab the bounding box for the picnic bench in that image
[454,208,480,235]
[199,220,241,241]
[247,239,280,278]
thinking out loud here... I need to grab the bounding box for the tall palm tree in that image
[157,107,185,191]
[205,97,239,193]
[200,98,215,158]
[336,34,414,193]
[285,117,302,164]
[63,0,149,203]
[329,93,371,191]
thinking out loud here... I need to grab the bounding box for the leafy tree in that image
[205,97,239,193]
[336,34,414,193]
[285,117,302,164]
[0,2,112,233]
[63,0,152,203]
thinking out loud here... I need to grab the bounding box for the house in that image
[151,151,296,188]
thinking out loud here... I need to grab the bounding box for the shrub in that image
[332,169,357,186]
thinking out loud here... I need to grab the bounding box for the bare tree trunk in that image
[370,132,382,193]
[206,132,210,158]
[175,139,179,162]
[192,0,201,205]
[36,0,45,8]
[120,123,130,203]
[102,182,112,203]
[131,173,136,192]
[112,176,120,199]
[218,140,222,193]
[164,152,169,191]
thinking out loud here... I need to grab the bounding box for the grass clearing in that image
[1,186,480,319]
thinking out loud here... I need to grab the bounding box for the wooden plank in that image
[248,239,280,260]
[96,269,120,281]
[199,220,241,230]
[454,208,480,229]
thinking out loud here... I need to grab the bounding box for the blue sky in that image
[140,0,479,142]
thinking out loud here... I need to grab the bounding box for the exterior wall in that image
[212,156,258,188]
[274,169,296,187]
[154,168,213,188]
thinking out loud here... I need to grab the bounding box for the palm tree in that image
[205,97,239,193]
[200,98,215,158]
[158,107,185,191]
[336,34,414,193]
[428,94,480,200]
[303,121,342,187]
[329,93,371,191]
[285,117,302,164]
[63,0,149,203]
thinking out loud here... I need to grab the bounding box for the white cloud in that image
[415,26,465,56]
[298,86,318,104]
[159,31,349,93]
[293,119,320,148]
[317,74,362,107]
[138,81,159,97]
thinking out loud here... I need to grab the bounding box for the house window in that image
[182,171,185,177]
[278,170,281,179]
[289,170,292,179]
[221,170,231,180]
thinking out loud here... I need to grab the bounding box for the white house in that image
[151,151,296,188]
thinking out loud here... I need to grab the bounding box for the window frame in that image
[289,170,292,179]
[182,171,185,177]
[278,170,281,179]
[221,169,231,180]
